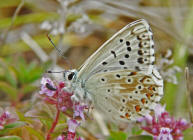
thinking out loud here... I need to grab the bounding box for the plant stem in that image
[46,92,60,140]
[185,67,193,124]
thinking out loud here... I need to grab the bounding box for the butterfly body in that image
[63,19,163,122]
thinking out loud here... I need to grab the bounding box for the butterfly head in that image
[63,69,78,82]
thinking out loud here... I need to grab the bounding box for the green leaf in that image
[21,84,36,94]
[0,0,21,8]
[0,136,21,140]
[131,127,143,135]
[0,58,17,87]
[0,128,8,135]
[39,118,52,129]
[108,131,127,140]
[0,12,58,29]
[4,121,25,129]
[183,127,193,140]
[25,126,44,140]
[0,81,18,99]
[54,123,67,133]
[127,135,153,140]
[5,66,18,87]
[13,59,42,84]
[25,63,43,83]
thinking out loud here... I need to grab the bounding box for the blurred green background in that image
[0,0,192,139]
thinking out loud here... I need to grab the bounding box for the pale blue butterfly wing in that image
[75,19,163,122]
[85,69,163,122]
[77,19,155,81]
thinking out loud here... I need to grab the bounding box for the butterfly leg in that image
[71,87,85,102]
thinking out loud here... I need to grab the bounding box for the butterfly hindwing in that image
[85,69,163,122]
[77,19,155,81]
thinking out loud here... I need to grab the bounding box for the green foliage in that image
[0,122,25,136]
[108,131,128,140]
[0,82,17,99]
[0,12,58,29]
[0,56,48,101]
[24,126,45,140]
[127,135,153,140]
[0,0,21,8]
[131,127,143,136]
[164,2,193,113]
[4,122,25,129]
[0,121,25,135]
[0,136,22,140]
[108,131,153,140]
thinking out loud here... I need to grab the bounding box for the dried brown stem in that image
[185,67,193,124]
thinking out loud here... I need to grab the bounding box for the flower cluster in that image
[40,77,74,112]
[156,49,181,84]
[138,105,191,140]
[0,111,10,130]
[40,77,86,140]
[40,0,92,36]
[0,110,17,130]
[57,119,83,140]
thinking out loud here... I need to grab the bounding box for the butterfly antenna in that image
[46,70,66,73]
[47,34,64,57]
[47,34,72,69]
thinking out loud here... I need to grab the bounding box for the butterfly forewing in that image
[77,19,155,81]
[85,69,163,122]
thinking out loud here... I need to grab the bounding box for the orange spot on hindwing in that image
[135,105,141,112]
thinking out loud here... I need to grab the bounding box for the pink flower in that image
[138,104,190,140]
[57,134,84,140]
[39,77,73,112]
[68,119,80,133]
[76,137,84,140]
[0,110,18,130]
[39,77,86,140]
[0,111,10,130]
[40,77,56,97]
[65,119,80,140]
[58,83,73,112]
[157,127,173,140]
[154,104,166,118]
[74,104,87,121]
[56,135,66,140]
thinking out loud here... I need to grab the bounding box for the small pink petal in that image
[60,106,67,112]
[145,114,153,124]
[76,137,84,140]
[0,125,4,130]
[68,119,80,133]
[154,104,166,118]
[57,135,65,140]
[74,104,86,121]
[158,127,173,140]
[39,77,56,97]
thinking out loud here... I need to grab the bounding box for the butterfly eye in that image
[64,72,75,81]
[67,72,75,81]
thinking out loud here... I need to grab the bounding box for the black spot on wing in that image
[119,61,125,65]
[111,50,116,58]
[102,62,107,65]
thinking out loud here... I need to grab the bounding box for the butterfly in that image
[61,19,163,122]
